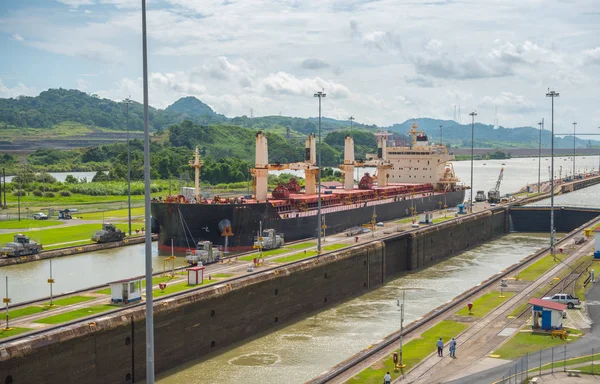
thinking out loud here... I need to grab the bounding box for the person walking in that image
[436,337,444,357]
[383,371,391,384]
[449,337,457,358]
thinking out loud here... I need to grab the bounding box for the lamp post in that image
[349,115,354,134]
[546,89,559,261]
[538,119,544,193]
[397,289,406,369]
[469,111,477,211]
[2,167,6,209]
[124,97,133,237]
[572,122,577,178]
[141,0,155,381]
[314,90,326,254]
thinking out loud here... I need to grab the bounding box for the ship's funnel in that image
[344,135,355,190]
[255,131,269,201]
[305,133,316,164]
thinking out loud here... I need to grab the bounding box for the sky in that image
[0,0,599,135]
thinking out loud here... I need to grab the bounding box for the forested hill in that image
[0,88,598,149]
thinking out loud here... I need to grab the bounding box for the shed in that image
[187,266,205,285]
[108,275,143,304]
[594,227,600,259]
[529,298,567,331]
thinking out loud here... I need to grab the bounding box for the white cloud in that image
[12,34,24,41]
[57,0,95,7]
[261,72,350,98]
[349,19,401,53]
[481,92,535,112]
[76,78,89,91]
[0,78,38,99]
[582,47,600,65]
[84,10,92,14]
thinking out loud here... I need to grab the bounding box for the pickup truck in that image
[542,293,581,309]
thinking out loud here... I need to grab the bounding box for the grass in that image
[94,288,111,295]
[0,222,130,249]
[323,243,350,251]
[0,219,64,229]
[285,242,317,250]
[210,273,233,278]
[455,291,515,318]
[7,305,46,320]
[492,328,582,359]
[574,256,594,300]
[576,363,600,374]
[396,217,415,224]
[76,206,145,220]
[274,251,319,263]
[0,327,32,339]
[45,295,94,306]
[517,253,567,281]
[93,276,180,295]
[238,248,289,261]
[35,305,118,324]
[534,352,600,372]
[349,320,468,383]
[432,216,454,224]
[152,279,217,297]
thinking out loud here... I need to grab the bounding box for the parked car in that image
[542,293,581,309]
[33,212,48,220]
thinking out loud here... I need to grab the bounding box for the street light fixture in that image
[314,90,326,254]
[123,97,133,237]
[469,111,477,211]
[546,89,559,261]
[349,115,355,134]
[538,119,544,193]
[572,122,577,178]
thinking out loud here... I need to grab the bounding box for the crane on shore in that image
[488,168,504,203]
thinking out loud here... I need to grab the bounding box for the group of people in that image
[436,337,457,358]
[382,337,458,384]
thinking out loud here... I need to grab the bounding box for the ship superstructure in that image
[151,123,466,253]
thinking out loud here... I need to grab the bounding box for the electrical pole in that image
[141,0,155,382]
[572,122,577,178]
[469,111,477,211]
[314,90,326,254]
[349,116,355,134]
[546,89,559,261]
[538,119,543,193]
[124,97,133,237]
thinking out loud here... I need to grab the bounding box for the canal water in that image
[529,182,600,209]
[3,242,187,304]
[153,233,549,384]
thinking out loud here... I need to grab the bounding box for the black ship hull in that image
[151,190,466,253]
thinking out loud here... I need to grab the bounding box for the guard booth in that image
[108,276,143,304]
[529,298,566,331]
[188,266,205,285]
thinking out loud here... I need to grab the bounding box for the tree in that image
[65,174,79,184]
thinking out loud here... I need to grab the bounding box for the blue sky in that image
[1,0,599,133]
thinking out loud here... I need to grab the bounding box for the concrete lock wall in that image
[1,211,511,384]
[509,207,600,233]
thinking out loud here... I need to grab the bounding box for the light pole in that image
[124,97,133,237]
[572,122,577,178]
[469,111,477,211]
[598,127,600,174]
[439,124,443,146]
[141,0,155,382]
[314,90,326,253]
[538,119,543,193]
[397,289,406,369]
[349,115,354,134]
[546,89,559,261]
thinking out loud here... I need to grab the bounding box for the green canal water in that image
[154,232,549,384]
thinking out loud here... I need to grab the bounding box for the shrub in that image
[44,192,55,198]
[12,190,25,197]
[33,190,43,197]
[59,190,71,197]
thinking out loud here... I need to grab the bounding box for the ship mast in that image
[189,146,204,203]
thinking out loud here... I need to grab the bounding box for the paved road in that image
[447,273,600,384]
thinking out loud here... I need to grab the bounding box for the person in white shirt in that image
[383,372,391,384]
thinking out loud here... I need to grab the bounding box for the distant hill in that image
[390,118,598,149]
[0,89,598,150]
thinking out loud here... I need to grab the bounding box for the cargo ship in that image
[151,123,467,253]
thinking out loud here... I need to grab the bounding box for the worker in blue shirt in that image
[383,372,391,384]
[436,337,444,356]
